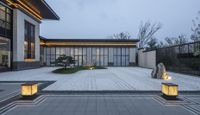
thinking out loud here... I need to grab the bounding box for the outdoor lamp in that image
[162,83,178,99]
[90,67,94,70]
[21,83,38,96]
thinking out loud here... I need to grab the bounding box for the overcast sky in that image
[40,0,200,40]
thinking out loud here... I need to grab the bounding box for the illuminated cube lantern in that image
[21,83,38,96]
[162,83,178,98]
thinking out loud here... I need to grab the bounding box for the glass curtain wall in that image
[43,47,131,67]
[91,47,108,66]
[113,48,129,66]
[0,3,12,71]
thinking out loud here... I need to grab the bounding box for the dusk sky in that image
[41,0,200,41]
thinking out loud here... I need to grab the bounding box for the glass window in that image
[60,48,65,55]
[46,55,50,65]
[50,47,55,54]
[82,48,87,65]
[79,56,82,66]
[6,14,11,22]
[0,4,6,11]
[78,47,82,55]
[46,47,51,54]
[0,4,12,38]
[122,56,126,66]
[24,21,35,59]
[113,47,130,67]
[126,48,129,55]
[43,47,46,62]
[100,48,103,55]
[70,48,74,57]
[83,48,86,55]
[75,48,78,55]
[104,48,108,55]
[0,36,11,69]
[0,5,5,21]
[122,48,126,55]
[125,56,129,66]
[56,47,60,56]
[65,48,70,56]
[92,48,96,55]
[0,12,5,21]
[6,8,11,14]
[6,23,10,30]
[104,56,108,66]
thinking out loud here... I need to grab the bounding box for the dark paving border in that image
[0,81,200,107]
[2,94,200,115]
[0,81,55,110]
[0,81,200,115]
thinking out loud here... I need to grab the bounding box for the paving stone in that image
[2,95,197,115]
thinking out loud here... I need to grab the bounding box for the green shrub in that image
[52,66,107,74]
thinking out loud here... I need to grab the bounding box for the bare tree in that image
[191,11,200,42]
[138,21,162,48]
[165,35,189,46]
[165,37,175,46]
[147,37,158,49]
[111,32,131,39]
[176,35,189,44]
[157,41,165,48]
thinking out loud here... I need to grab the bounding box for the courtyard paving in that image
[1,67,200,115]
[1,94,200,115]
[0,67,200,91]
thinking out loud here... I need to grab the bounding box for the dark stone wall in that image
[12,61,41,71]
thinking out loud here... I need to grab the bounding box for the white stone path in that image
[0,67,200,91]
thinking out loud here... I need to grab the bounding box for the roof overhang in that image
[4,0,59,20]
[40,37,139,47]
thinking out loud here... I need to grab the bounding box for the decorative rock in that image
[151,68,157,78]
[151,63,169,79]
[157,63,166,79]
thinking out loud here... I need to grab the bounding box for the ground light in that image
[163,72,172,80]
[90,67,94,70]
[21,83,38,97]
[162,83,178,100]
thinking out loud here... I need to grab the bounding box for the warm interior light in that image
[6,0,42,20]
[25,59,35,62]
[21,83,38,96]
[44,42,137,47]
[16,0,42,20]
[162,83,178,97]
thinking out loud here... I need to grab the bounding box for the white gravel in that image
[0,67,200,91]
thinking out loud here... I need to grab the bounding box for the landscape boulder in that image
[151,63,169,79]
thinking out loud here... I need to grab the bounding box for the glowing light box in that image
[162,83,178,98]
[21,83,38,96]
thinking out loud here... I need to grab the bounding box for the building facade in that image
[40,38,139,67]
[0,0,59,71]
[0,0,139,72]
